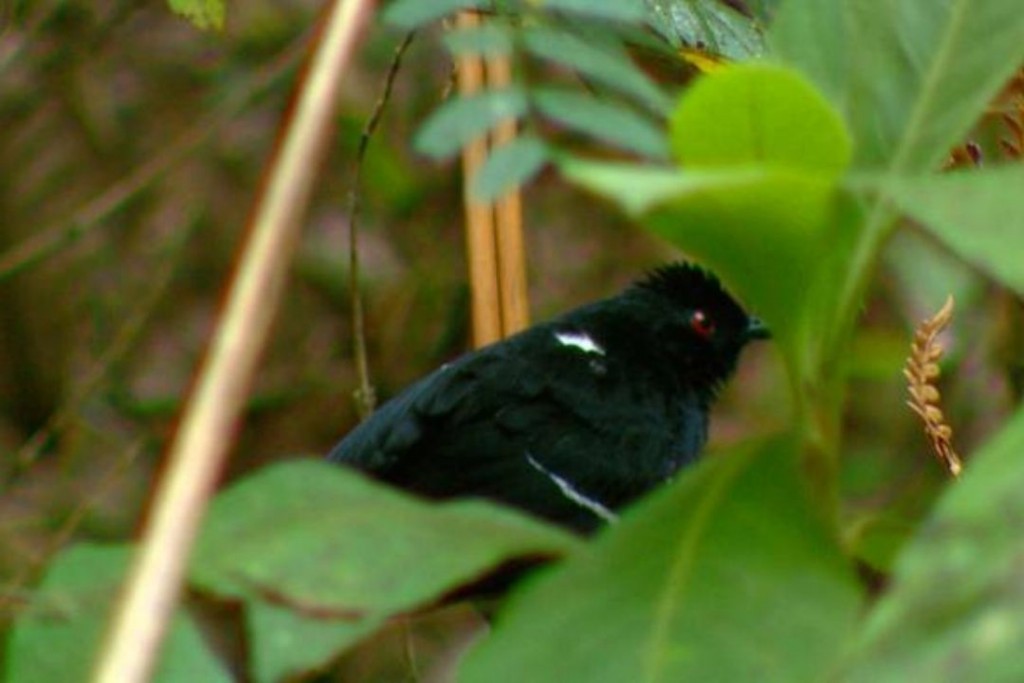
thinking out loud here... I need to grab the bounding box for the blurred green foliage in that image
[2,0,1024,681]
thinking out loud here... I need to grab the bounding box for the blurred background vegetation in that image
[0,0,689,591]
[0,0,1021,672]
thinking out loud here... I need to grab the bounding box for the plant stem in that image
[90,2,375,681]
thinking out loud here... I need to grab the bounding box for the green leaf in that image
[559,160,851,389]
[167,0,225,31]
[470,135,550,203]
[193,461,577,607]
[533,89,669,159]
[744,0,782,24]
[542,0,647,22]
[842,406,1024,682]
[769,0,1024,395]
[844,513,919,575]
[564,63,857,405]
[443,23,514,56]
[656,61,853,386]
[558,161,723,215]
[638,171,850,382]
[772,0,1024,172]
[414,89,529,160]
[7,544,229,683]
[247,601,379,683]
[670,62,851,175]
[191,461,579,675]
[862,165,1024,296]
[459,436,862,683]
[521,25,672,114]
[383,0,484,29]
[769,0,848,106]
[646,0,766,59]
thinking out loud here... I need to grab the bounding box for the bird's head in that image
[629,262,768,392]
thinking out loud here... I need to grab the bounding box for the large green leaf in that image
[670,62,851,174]
[666,63,851,378]
[562,162,852,386]
[768,0,1024,405]
[191,461,579,680]
[768,0,848,107]
[841,406,1024,682]
[772,0,1024,172]
[864,165,1024,296]
[6,544,229,683]
[563,64,854,383]
[459,437,863,683]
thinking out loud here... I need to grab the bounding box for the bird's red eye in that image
[690,310,715,339]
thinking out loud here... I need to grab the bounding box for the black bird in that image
[328,263,767,534]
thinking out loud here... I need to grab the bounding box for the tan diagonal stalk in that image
[91,1,374,681]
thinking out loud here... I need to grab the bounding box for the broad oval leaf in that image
[414,89,529,160]
[191,461,579,679]
[560,159,854,385]
[565,64,854,381]
[459,436,862,683]
[193,460,578,609]
[670,62,851,175]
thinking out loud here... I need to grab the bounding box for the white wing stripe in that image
[554,331,605,356]
[525,453,618,523]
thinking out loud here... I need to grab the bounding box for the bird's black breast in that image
[328,322,708,533]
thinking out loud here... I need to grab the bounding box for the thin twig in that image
[90,2,375,681]
[347,31,415,419]
[905,295,962,477]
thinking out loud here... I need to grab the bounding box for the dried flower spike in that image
[905,296,962,477]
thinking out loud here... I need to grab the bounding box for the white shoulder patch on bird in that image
[525,453,618,523]
[554,330,605,356]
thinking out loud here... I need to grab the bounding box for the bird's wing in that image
[326,341,543,472]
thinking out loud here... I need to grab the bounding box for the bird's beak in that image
[745,316,771,341]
